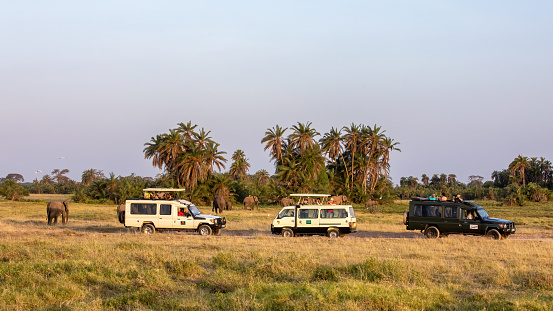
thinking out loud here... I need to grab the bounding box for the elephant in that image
[365,200,379,213]
[225,200,232,211]
[47,201,69,225]
[212,196,225,214]
[117,204,125,224]
[280,198,295,207]
[243,196,259,210]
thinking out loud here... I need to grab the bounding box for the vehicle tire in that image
[327,229,340,238]
[486,229,502,240]
[424,226,440,239]
[282,228,294,237]
[118,211,125,224]
[212,229,221,236]
[141,224,155,235]
[403,211,409,225]
[198,225,212,236]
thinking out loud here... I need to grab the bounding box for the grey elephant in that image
[213,196,225,214]
[117,204,125,224]
[225,199,232,211]
[243,196,259,210]
[47,201,69,225]
[280,198,295,207]
[365,200,379,213]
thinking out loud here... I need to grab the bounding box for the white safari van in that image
[122,188,226,235]
[271,194,357,238]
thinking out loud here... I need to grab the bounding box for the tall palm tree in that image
[193,128,213,150]
[342,123,362,188]
[255,169,270,186]
[261,125,287,163]
[289,122,320,153]
[144,134,165,169]
[81,169,105,186]
[421,174,429,185]
[509,155,530,186]
[51,169,70,184]
[229,149,251,180]
[297,145,325,180]
[175,144,207,191]
[319,127,350,183]
[176,121,198,142]
[204,142,227,176]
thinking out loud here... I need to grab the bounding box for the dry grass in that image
[1,199,553,310]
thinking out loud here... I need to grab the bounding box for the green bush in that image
[0,179,29,200]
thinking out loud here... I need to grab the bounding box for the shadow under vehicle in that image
[403,198,516,240]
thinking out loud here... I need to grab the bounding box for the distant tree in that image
[509,155,530,187]
[421,174,429,186]
[5,174,24,183]
[81,169,105,186]
[51,169,70,184]
[229,150,251,180]
[0,179,29,200]
[468,175,484,187]
[261,125,287,164]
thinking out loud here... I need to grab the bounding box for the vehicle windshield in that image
[277,208,295,219]
[349,207,356,218]
[476,207,489,219]
[188,205,201,216]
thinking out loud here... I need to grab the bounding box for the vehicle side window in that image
[299,209,318,219]
[422,206,440,217]
[443,206,458,218]
[321,208,347,219]
[413,205,422,216]
[160,204,171,215]
[130,203,157,215]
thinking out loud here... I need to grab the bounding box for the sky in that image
[1,1,552,186]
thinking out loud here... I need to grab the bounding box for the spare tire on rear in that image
[118,211,125,224]
[403,211,409,225]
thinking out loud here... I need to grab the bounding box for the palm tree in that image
[447,174,457,184]
[342,123,362,188]
[261,125,287,163]
[144,134,165,169]
[320,127,350,184]
[51,169,70,184]
[175,144,207,191]
[176,121,198,141]
[81,169,105,186]
[204,142,227,176]
[193,128,213,150]
[289,122,320,153]
[229,149,251,180]
[421,174,429,186]
[297,145,325,180]
[255,169,270,186]
[509,155,530,186]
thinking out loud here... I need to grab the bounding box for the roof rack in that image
[143,188,186,192]
[289,194,331,197]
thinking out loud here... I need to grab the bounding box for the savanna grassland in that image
[1,195,553,310]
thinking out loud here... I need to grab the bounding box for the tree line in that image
[396,155,553,206]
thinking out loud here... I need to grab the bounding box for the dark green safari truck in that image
[403,198,516,240]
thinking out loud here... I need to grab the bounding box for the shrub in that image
[0,180,29,200]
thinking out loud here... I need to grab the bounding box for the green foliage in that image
[0,179,29,200]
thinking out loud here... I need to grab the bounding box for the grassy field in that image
[1,196,553,310]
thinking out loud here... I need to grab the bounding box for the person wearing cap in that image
[454,194,463,203]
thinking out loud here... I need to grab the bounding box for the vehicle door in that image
[420,203,442,229]
[274,208,296,228]
[157,203,174,229]
[297,208,320,234]
[319,208,348,229]
[461,207,481,234]
[173,206,195,229]
[441,204,462,233]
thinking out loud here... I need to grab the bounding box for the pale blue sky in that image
[1,1,552,185]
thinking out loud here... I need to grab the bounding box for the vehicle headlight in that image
[210,219,215,224]
[499,224,504,228]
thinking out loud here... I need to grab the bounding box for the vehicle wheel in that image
[486,229,502,240]
[327,229,340,238]
[424,226,440,239]
[403,211,409,225]
[141,224,155,235]
[212,229,221,236]
[198,225,212,236]
[282,228,294,237]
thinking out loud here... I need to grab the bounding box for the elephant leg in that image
[53,217,58,224]
[48,216,52,225]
